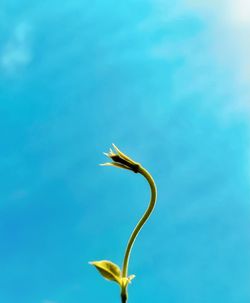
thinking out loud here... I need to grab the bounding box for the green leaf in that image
[89,260,122,285]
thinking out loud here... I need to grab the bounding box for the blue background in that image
[1,1,250,303]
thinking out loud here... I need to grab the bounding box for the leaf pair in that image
[89,260,135,287]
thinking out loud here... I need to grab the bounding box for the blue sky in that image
[0,1,250,303]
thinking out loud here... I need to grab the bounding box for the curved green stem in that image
[122,166,157,278]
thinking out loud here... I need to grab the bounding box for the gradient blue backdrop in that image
[1,1,250,303]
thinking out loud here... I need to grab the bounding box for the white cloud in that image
[0,22,32,74]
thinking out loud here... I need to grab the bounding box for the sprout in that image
[90,144,157,303]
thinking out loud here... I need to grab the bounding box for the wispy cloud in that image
[42,300,57,303]
[0,22,32,74]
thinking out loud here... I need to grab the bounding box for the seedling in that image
[90,144,157,303]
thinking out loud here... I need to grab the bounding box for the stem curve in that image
[122,166,157,278]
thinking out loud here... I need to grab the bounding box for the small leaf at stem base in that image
[89,260,122,285]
